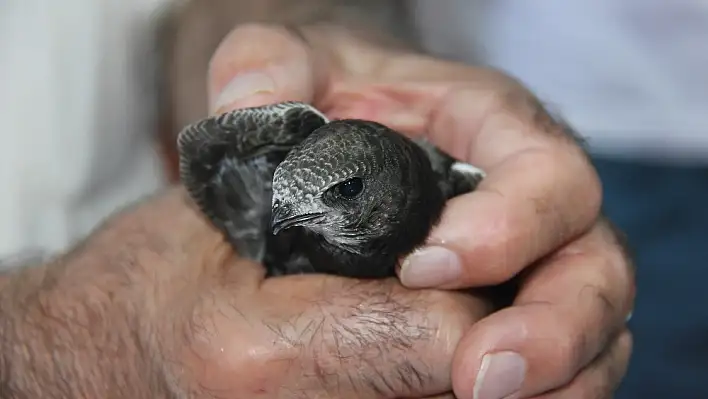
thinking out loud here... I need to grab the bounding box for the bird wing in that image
[413,138,486,198]
[177,102,329,262]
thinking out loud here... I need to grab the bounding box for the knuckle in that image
[543,284,624,381]
[483,74,603,220]
[613,330,634,380]
[593,221,636,318]
[554,147,603,226]
[579,281,618,335]
[546,309,594,376]
[591,332,633,399]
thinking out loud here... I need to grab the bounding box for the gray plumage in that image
[177,102,485,278]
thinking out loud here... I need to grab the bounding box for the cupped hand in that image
[67,188,491,398]
[205,24,635,398]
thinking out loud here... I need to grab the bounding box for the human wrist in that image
[0,258,169,398]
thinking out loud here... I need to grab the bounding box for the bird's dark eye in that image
[336,177,364,199]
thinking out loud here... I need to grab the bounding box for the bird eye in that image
[336,177,364,199]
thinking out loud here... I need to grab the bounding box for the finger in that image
[327,79,602,289]
[207,24,328,114]
[533,329,632,399]
[450,220,634,399]
[254,275,494,399]
[323,73,602,288]
[397,81,602,288]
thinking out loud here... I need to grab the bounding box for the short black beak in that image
[271,204,322,235]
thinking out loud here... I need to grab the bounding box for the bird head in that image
[270,120,439,254]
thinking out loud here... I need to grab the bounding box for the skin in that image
[0,1,632,398]
[0,187,492,398]
[199,23,635,398]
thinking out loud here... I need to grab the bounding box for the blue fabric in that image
[593,156,708,398]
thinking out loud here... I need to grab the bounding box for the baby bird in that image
[177,102,484,278]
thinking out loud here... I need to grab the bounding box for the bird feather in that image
[177,102,328,263]
[177,102,485,278]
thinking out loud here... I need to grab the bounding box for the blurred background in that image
[1,0,706,397]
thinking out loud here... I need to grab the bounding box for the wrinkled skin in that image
[200,24,635,398]
[0,187,493,398]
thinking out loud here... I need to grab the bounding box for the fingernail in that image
[211,72,275,113]
[473,352,526,399]
[400,246,461,288]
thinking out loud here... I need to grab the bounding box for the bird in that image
[177,101,485,279]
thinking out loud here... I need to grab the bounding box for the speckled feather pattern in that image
[177,102,329,263]
[273,122,387,209]
[176,102,485,278]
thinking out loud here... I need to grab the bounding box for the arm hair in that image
[0,256,169,398]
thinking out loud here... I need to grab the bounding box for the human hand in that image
[0,187,491,398]
[204,24,635,398]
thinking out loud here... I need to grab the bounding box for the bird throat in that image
[301,231,399,279]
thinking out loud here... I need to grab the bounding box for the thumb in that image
[207,24,327,114]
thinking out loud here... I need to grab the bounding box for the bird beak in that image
[271,204,323,235]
